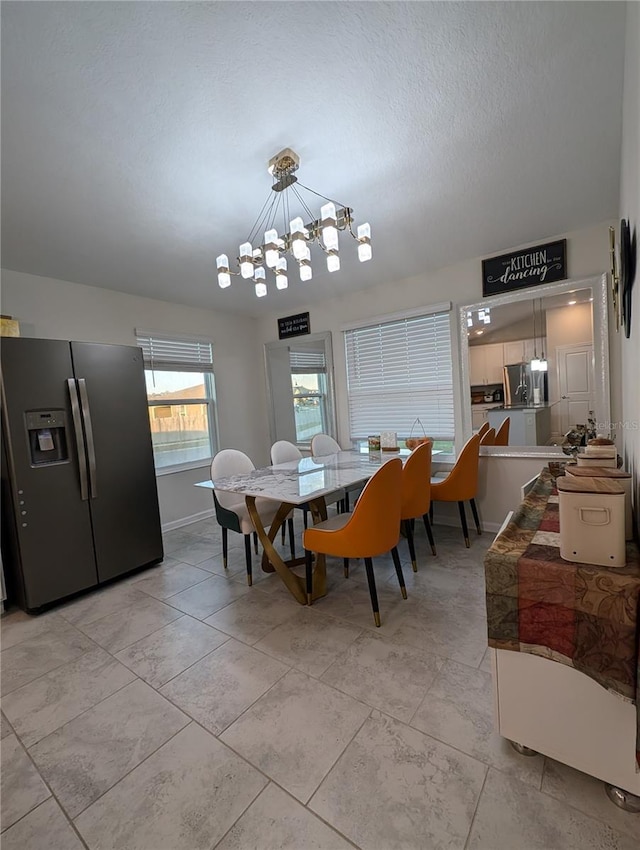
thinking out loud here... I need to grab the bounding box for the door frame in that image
[554,342,595,438]
[264,331,338,447]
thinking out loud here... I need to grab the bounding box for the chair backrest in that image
[401,441,433,520]
[480,427,496,446]
[271,440,303,464]
[210,449,255,510]
[494,417,510,446]
[341,458,403,556]
[477,422,490,439]
[310,433,341,457]
[438,433,481,501]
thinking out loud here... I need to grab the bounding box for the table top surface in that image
[196,448,421,505]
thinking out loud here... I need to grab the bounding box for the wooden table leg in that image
[246,496,328,605]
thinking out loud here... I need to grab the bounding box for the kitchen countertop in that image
[490,403,552,411]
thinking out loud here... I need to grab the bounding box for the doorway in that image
[555,343,594,437]
[264,332,338,447]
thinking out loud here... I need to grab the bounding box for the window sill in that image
[154,458,213,477]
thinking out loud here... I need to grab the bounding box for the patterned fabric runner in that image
[485,467,640,769]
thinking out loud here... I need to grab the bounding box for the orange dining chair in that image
[303,458,405,627]
[477,422,490,439]
[494,417,510,446]
[401,441,437,571]
[479,427,496,446]
[430,433,482,548]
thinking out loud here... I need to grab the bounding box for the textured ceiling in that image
[1,2,626,316]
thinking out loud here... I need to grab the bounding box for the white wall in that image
[619,3,640,538]
[256,222,616,449]
[0,269,265,528]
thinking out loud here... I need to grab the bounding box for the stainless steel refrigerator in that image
[1,338,163,612]
[503,362,548,406]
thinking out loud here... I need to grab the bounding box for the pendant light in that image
[530,301,541,371]
[537,299,548,371]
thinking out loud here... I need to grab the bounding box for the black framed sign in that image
[278,312,310,340]
[482,239,567,297]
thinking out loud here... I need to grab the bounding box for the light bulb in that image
[216,253,229,271]
[299,261,312,281]
[239,242,253,279]
[357,222,372,262]
[253,266,266,297]
[255,281,267,297]
[218,272,231,289]
[264,229,279,268]
[358,242,372,262]
[539,358,548,372]
[290,217,308,260]
[530,358,541,371]
[275,257,288,289]
[327,251,340,273]
[321,203,339,251]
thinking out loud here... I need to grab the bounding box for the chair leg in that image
[303,507,308,529]
[343,558,349,578]
[429,502,434,522]
[469,498,482,535]
[288,517,295,559]
[222,527,228,569]
[344,491,350,512]
[253,531,258,555]
[404,519,417,573]
[243,534,253,586]
[304,549,314,605]
[422,512,437,556]
[457,501,470,548]
[281,523,286,544]
[391,547,407,599]
[363,557,381,627]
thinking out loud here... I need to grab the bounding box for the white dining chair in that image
[210,449,294,585]
[270,440,345,525]
[310,433,361,510]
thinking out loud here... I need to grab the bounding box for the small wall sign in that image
[482,239,567,297]
[278,311,310,340]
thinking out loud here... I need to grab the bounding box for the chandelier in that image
[216,148,372,297]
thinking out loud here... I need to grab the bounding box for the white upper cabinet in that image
[503,340,525,364]
[470,343,504,385]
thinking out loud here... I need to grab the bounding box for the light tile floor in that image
[1,517,639,849]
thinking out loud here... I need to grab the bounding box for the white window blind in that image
[344,311,454,440]
[135,331,214,372]
[289,350,326,373]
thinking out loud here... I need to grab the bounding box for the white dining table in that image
[195,449,415,605]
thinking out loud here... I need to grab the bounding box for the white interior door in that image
[555,343,594,436]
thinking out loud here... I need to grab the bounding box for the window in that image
[344,310,454,453]
[136,331,218,471]
[289,348,329,443]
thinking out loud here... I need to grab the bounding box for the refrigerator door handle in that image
[77,378,98,499]
[67,378,89,501]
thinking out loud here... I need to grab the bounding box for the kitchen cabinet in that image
[503,340,525,364]
[469,343,504,385]
[471,403,497,431]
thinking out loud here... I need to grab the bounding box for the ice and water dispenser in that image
[25,410,69,465]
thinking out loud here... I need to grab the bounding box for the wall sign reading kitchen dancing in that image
[482,239,567,297]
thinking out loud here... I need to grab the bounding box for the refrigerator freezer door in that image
[0,338,97,609]
[71,342,163,582]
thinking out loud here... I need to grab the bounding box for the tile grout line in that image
[11,674,139,751]
[3,729,91,849]
[462,764,490,850]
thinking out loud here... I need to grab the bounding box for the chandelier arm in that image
[245,190,276,245]
[295,181,349,210]
[249,191,280,246]
[291,185,317,228]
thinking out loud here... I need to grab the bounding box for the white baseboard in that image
[162,508,215,534]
